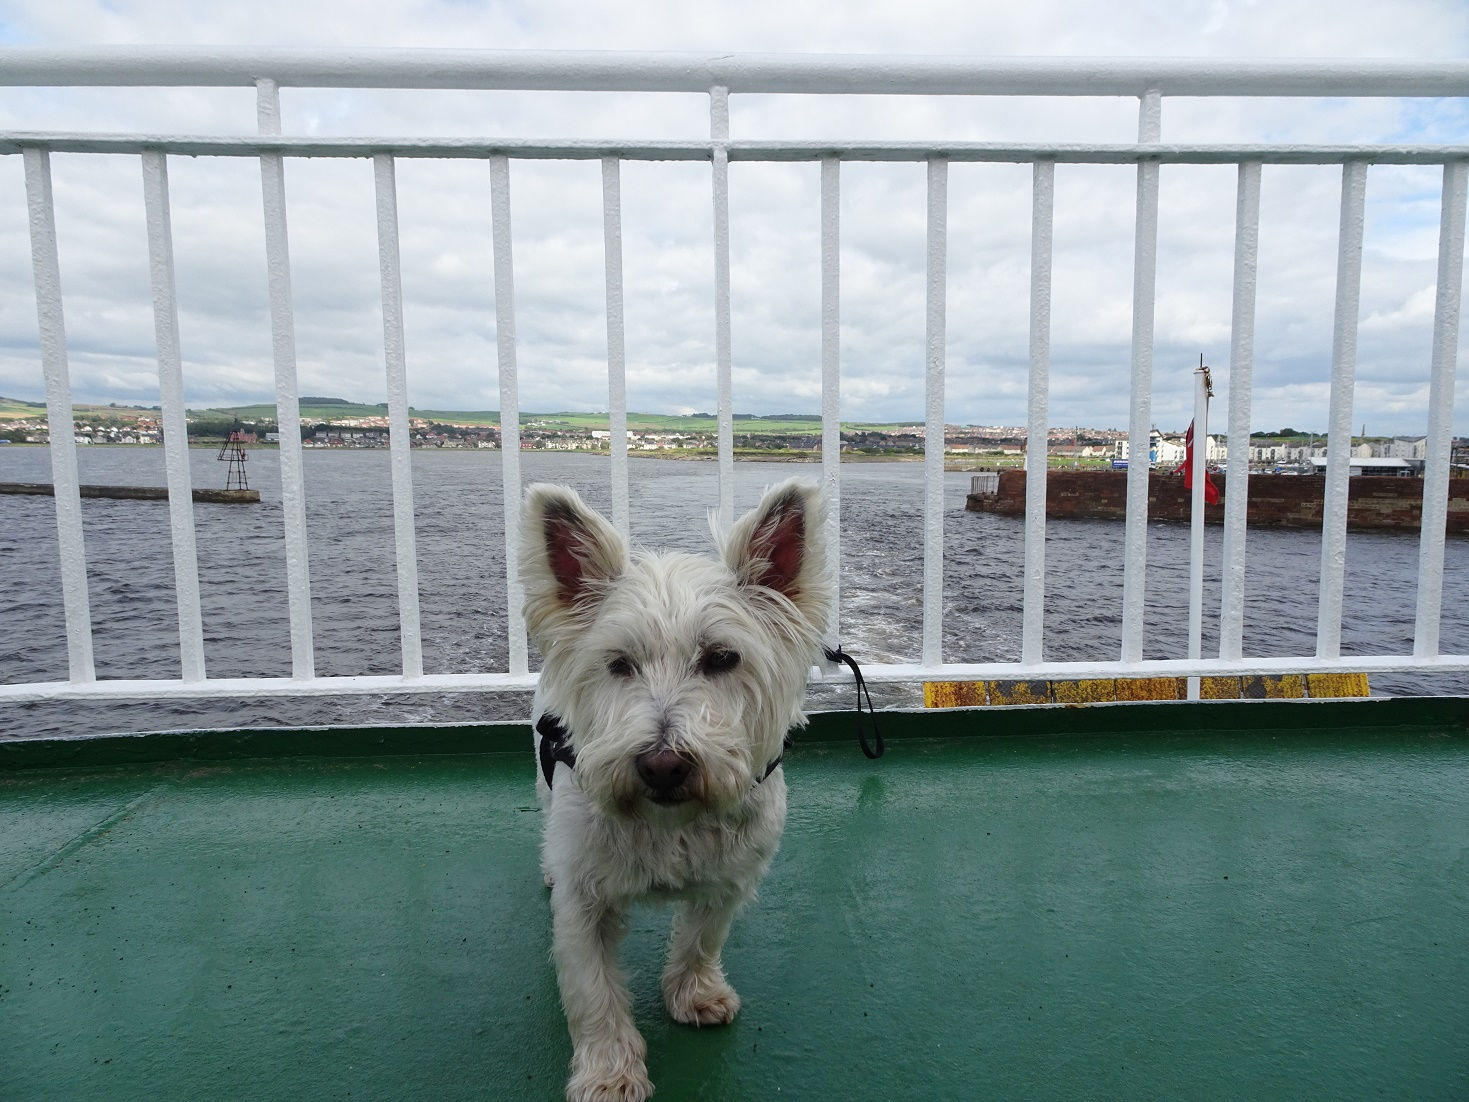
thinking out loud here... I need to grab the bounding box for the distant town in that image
[1,396,1465,474]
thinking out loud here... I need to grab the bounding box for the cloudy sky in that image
[0,1,1466,435]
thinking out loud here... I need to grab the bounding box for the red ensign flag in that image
[1177,420,1221,505]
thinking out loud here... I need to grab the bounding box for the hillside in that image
[0,396,46,417]
[2,397,161,420]
[4,396,918,435]
[198,401,909,434]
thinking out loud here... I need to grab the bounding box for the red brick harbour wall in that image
[965,470,1469,533]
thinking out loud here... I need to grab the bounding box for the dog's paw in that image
[663,971,741,1027]
[566,1061,652,1102]
[567,1039,651,1102]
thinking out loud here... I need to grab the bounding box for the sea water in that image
[2,446,1465,739]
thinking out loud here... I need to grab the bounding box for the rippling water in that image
[2,446,1465,738]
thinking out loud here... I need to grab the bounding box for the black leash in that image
[823,645,884,760]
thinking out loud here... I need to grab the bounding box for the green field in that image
[1,397,163,421]
[524,411,831,433]
[0,397,47,417]
[196,400,403,424]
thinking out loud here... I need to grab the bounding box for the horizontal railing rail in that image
[5,135,1469,164]
[3,653,1469,707]
[2,48,1467,716]
[2,48,1469,96]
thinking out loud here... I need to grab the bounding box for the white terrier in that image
[520,479,830,1102]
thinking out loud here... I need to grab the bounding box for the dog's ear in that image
[725,480,829,628]
[521,484,627,641]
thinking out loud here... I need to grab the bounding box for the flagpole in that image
[1187,359,1212,700]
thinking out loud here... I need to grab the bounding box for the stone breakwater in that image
[965,469,1469,533]
[0,482,259,503]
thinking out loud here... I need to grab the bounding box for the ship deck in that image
[3,698,1467,1101]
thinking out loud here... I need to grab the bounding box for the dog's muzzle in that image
[634,746,694,803]
[537,711,785,800]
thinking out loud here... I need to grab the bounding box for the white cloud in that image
[0,1,1466,434]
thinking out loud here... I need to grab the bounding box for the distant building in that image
[1310,456,1423,477]
[1114,430,1224,466]
[1388,436,1428,460]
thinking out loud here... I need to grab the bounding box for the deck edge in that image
[0,696,1464,773]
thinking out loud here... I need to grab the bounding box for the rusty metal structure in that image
[216,431,250,492]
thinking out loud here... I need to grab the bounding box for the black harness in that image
[534,646,882,790]
[535,712,580,789]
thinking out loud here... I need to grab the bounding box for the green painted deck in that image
[3,700,1467,1101]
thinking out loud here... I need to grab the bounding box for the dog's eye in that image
[700,648,741,675]
[607,656,636,678]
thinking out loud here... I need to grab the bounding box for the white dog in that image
[520,479,830,1102]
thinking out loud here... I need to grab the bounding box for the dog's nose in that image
[635,747,692,794]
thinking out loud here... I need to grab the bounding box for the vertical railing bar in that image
[490,154,527,676]
[1186,367,1210,700]
[922,157,948,669]
[372,153,423,679]
[820,156,842,645]
[1021,159,1055,666]
[256,78,314,680]
[256,76,282,135]
[23,146,95,684]
[1120,89,1162,663]
[141,149,206,682]
[602,156,630,542]
[1316,160,1368,660]
[1219,161,1262,661]
[710,85,734,528]
[1413,160,1467,658]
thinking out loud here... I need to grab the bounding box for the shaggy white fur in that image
[520,479,830,1102]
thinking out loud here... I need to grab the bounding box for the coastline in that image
[5,441,969,466]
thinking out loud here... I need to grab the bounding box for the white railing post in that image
[490,154,527,677]
[922,157,948,670]
[602,157,631,542]
[256,77,315,680]
[1316,161,1368,660]
[1219,162,1262,661]
[1120,89,1161,662]
[1186,365,1211,700]
[23,146,95,685]
[820,156,842,645]
[710,85,735,528]
[141,149,206,682]
[373,152,424,679]
[1022,160,1055,666]
[1413,160,1468,658]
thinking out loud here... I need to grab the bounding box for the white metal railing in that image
[2,48,1468,709]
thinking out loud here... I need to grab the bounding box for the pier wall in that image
[965,470,1469,533]
[0,482,258,504]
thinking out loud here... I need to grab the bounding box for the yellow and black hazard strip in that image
[923,672,1369,708]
